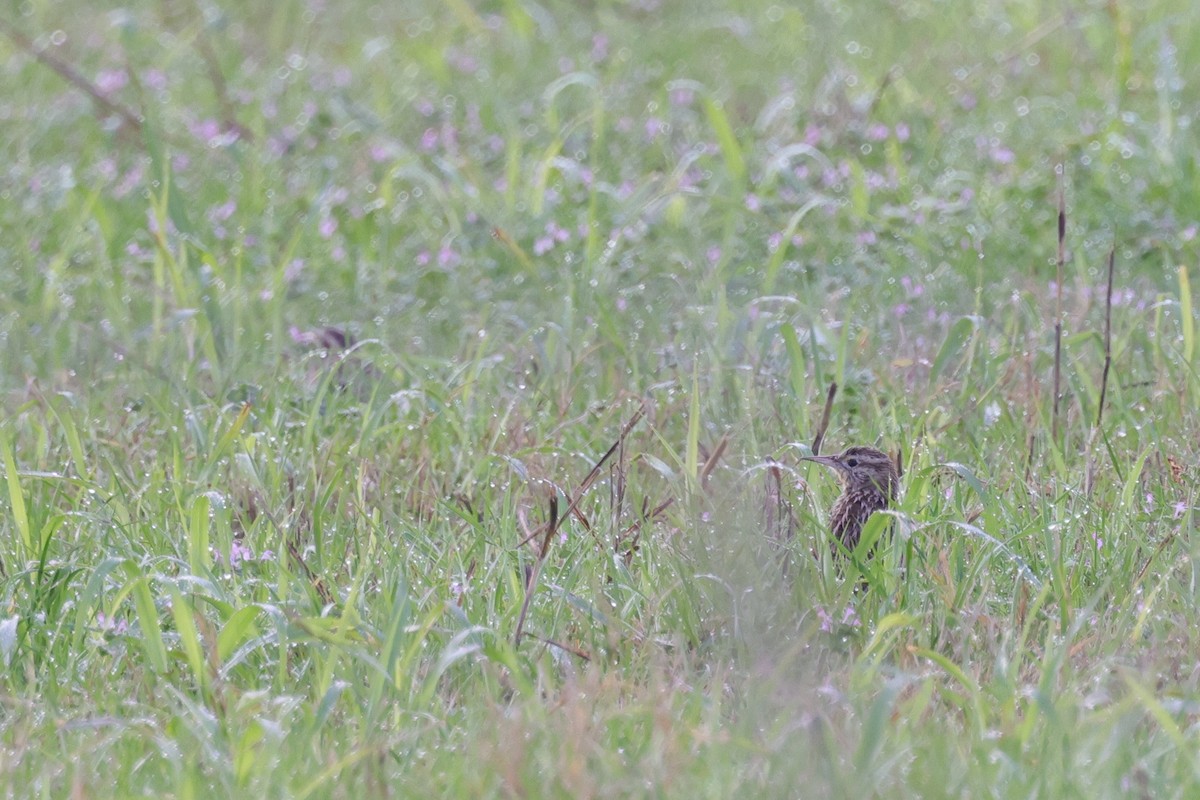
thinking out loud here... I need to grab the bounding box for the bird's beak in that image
[801,454,845,472]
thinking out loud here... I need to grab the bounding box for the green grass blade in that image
[0,433,30,557]
[1180,265,1194,364]
[704,98,746,190]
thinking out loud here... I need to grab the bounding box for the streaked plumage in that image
[802,446,898,553]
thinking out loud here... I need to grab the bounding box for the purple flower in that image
[142,69,168,91]
[190,118,223,145]
[229,540,254,568]
[450,51,479,74]
[591,34,609,63]
[209,200,237,223]
[670,88,695,108]
[644,117,666,141]
[319,215,337,239]
[437,244,461,268]
[95,69,128,95]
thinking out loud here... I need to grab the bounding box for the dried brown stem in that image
[0,19,144,139]
[523,632,591,661]
[812,381,838,456]
[618,496,674,565]
[763,459,796,548]
[249,476,335,607]
[1085,246,1118,498]
[1096,246,1116,428]
[1134,527,1180,588]
[1052,171,1065,443]
[514,403,646,647]
[191,3,254,142]
[700,432,729,488]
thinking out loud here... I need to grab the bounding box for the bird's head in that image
[802,445,898,497]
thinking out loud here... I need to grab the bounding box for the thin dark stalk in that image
[762,458,795,547]
[1052,171,1065,443]
[524,632,591,661]
[1096,247,1116,428]
[618,496,674,566]
[514,403,646,647]
[191,0,254,142]
[1085,246,1118,498]
[700,432,729,488]
[255,475,336,608]
[812,381,838,456]
[0,19,144,138]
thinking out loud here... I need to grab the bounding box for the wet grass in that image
[2,0,1200,796]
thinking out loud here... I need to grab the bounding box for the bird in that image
[801,446,898,555]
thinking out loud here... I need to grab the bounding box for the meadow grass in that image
[2,0,1200,796]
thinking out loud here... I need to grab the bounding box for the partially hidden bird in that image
[801,446,898,555]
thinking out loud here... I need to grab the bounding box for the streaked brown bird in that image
[802,446,898,554]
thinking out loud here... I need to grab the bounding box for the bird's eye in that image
[846,458,858,467]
